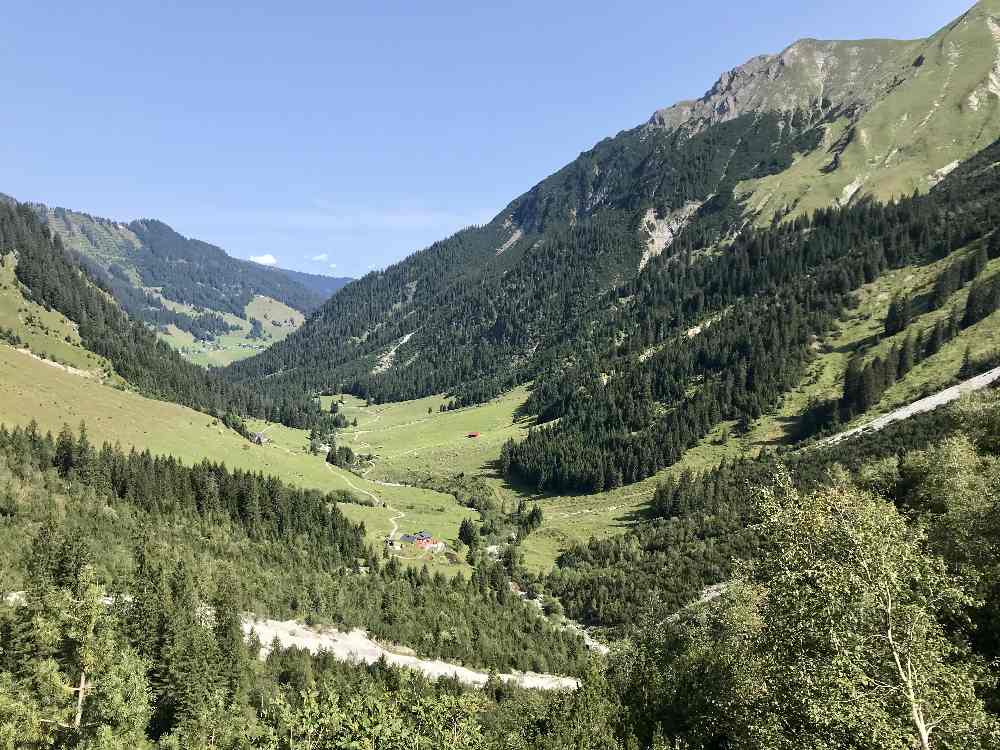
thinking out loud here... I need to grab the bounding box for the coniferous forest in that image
[499,135,1000,492]
[222,128,1000,491]
[4,391,1000,747]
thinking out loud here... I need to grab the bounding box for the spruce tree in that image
[988,230,1000,260]
[898,335,915,378]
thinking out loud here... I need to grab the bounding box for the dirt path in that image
[817,365,1000,448]
[387,505,404,540]
[242,616,578,690]
[14,347,97,379]
[327,463,408,542]
[328,463,381,504]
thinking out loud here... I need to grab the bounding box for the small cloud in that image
[311,253,328,262]
[249,254,278,266]
[328,263,338,270]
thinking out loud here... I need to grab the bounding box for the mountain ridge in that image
[11,197,352,364]
[227,2,1000,408]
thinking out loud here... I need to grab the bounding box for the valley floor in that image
[3,239,999,577]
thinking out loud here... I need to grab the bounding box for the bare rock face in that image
[648,37,918,132]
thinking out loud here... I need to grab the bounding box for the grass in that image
[4,231,997,578]
[40,208,305,368]
[738,5,1000,224]
[316,388,758,572]
[157,294,304,367]
[320,239,1000,572]
[0,343,470,576]
[244,416,475,574]
[0,260,469,575]
[0,254,116,375]
[323,388,532,480]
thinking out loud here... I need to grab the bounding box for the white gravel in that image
[817,365,1000,448]
[242,616,580,691]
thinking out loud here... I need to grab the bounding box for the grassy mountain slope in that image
[0,253,118,377]
[157,293,305,367]
[27,201,350,364]
[226,1,1000,410]
[740,0,1000,221]
[1,199,318,425]
[0,341,473,571]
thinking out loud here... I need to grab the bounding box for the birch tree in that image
[736,472,998,749]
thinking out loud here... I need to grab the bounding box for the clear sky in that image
[0,1,975,277]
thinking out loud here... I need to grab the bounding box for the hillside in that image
[227,1,1000,402]
[7,3,1000,746]
[225,0,1000,482]
[0,200,318,424]
[20,200,351,364]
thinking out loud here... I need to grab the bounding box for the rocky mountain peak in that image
[648,36,918,132]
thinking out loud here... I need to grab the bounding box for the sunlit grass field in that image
[157,294,304,367]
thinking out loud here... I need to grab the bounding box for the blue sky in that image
[0,1,974,277]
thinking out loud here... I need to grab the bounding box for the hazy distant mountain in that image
[17,200,343,353]
[275,267,353,298]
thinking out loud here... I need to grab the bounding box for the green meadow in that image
[157,293,305,367]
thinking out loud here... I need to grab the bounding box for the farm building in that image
[400,530,432,544]
[251,432,270,445]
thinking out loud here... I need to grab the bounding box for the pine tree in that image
[963,279,991,328]
[959,346,974,379]
[54,423,76,477]
[458,518,480,549]
[212,574,250,704]
[2,524,151,746]
[898,335,915,378]
[988,230,1000,260]
[884,294,912,337]
[926,320,945,357]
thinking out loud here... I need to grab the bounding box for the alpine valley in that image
[3,2,1000,748]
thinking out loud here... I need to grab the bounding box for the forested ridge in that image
[547,398,966,627]
[499,135,1000,491]
[226,127,1000,493]
[5,4,1000,744]
[127,219,326,315]
[0,420,588,677]
[223,110,829,407]
[32,204,340,340]
[0,201,319,425]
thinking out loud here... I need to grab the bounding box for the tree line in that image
[0,419,588,676]
[500,134,1000,492]
[5,387,1000,747]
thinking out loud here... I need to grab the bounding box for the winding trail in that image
[386,505,404,540]
[327,463,407,541]
[329,463,380,504]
